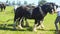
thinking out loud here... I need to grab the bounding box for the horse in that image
[0,3,6,11]
[22,3,58,28]
[13,3,58,31]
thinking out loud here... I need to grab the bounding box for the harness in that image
[26,6,34,15]
[39,6,44,17]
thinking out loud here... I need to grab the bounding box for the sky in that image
[0,0,60,5]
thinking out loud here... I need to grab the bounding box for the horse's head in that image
[48,3,58,13]
[44,2,58,14]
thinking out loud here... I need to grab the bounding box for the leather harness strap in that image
[39,7,44,17]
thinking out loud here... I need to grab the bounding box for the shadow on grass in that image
[43,29,56,31]
[0,24,26,31]
[0,24,58,32]
[0,26,26,31]
[37,28,56,31]
[0,24,34,31]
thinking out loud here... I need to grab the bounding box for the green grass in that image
[0,6,57,34]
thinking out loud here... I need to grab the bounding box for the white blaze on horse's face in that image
[52,9,54,14]
[54,5,57,12]
[52,5,57,14]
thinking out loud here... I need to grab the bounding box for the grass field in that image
[0,6,58,34]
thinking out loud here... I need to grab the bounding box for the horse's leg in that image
[4,6,6,10]
[18,17,24,29]
[33,19,38,31]
[25,18,29,27]
[36,19,44,30]
[3,7,5,11]
[21,19,24,27]
[40,20,44,29]
[13,21,17,29]
[4,6,6,11]
[13,14,20,29]
[1,8,3,11]
[13,16,19,29]
[36,20,41,29]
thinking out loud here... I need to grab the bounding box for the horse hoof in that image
[33,28,37,32]
[33,29,37,32]
[41,27,44,29]
[18,26,23,29]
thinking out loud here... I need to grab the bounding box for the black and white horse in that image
[13,3,58,31]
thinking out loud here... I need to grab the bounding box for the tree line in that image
[5,0,47,6]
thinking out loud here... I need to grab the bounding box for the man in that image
[54,6,60,34]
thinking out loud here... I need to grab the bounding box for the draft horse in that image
[13,3,58,31]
